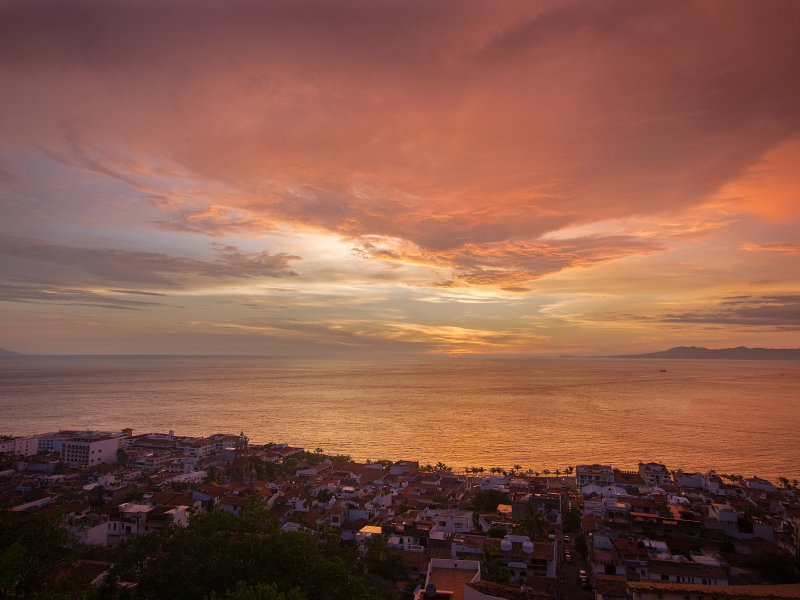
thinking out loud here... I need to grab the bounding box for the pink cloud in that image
[2,1,799,251]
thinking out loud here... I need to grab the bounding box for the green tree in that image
[575,532,588,560]
[365,535,408,584]
[0,510,81,599]
[486,526,506,539]
[471,490,510,513]
[481,547,511,585]
[745,551,800,584]
[519,502,548,540]
[203,465,222,485]
[103,504,382,600]
[207,582,304,600]
[562,506,581,533]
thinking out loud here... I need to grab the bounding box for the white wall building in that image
[577,464,615,487]
[0,435,39,456]
[420,508,473,534]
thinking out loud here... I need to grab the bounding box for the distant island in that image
[610,346,800,360]
[0,347,22,357]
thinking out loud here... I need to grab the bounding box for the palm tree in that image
[482,547,510,584]
[203,465,221,485]
[543,469,551,476]
[565,466,574,475]
[778,476,791,489]
[520,501,549,540]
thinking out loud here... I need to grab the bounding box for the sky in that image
[0,0,798,356]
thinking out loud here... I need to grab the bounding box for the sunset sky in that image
[1,0,798,356]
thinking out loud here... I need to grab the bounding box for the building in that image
[420,508,473,534]
[577,464,615,488]
[49,431,123,469]
[415,558,481,600]
[638,462,671,488]
[628,582,800,600]
[0,434,39,456]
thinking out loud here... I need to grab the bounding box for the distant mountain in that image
[0,347,22,356]
[611,346,800,360]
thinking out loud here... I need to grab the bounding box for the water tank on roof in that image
[501,538,513,552]
[523,540,534,553]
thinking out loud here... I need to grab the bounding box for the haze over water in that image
[1,356,798,481]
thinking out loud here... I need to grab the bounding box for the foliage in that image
[519,502,548,540]
[123,488,144,503]
[562,506,581,533]
[432,494,451,508]
[486,526,506,539]
[574,532,588,560]
[100,503,387,600]
[481,547,511,585]
[745,551,800,584]
[206,582,305,600]
[364,536,408,584]
[470,490,510,513]
[0,509,81,599]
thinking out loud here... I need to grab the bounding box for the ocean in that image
[1,355,798,481]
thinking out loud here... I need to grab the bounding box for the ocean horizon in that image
[1,354,798,481]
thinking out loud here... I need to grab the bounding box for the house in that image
[0,435,39,456]
[420,508,473,534]
[465,579,557,599]
[628,581,800,600]
[647,558,728,586]
[220,496,250,516]
[638,463,671,488]
[577,464,615,488]
[484,535,557,580]
[415,558,481,600]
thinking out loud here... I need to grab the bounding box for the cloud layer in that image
[0,1,798,354]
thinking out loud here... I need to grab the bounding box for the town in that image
[2,428,800,600]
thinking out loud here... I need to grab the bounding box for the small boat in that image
[659,369,667,372]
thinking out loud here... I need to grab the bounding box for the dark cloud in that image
[0,282,164,310]
[109,289,168,297]
[661,295,800,327]
[0,237,299,286]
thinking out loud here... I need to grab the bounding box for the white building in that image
[58,433,121,469]
[638,462,671,487]
[577,464,615,487]
[420,508,473,534]
[0,435,39,456]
